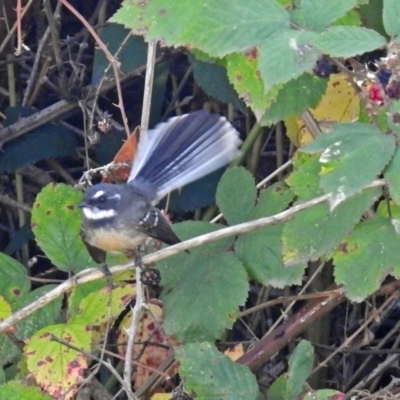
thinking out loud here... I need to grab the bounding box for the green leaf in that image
[158,221,236,291]
[282,188,380,266]
[303,389,346,399]
[226,52,280,120]
[190,55,244,112]
[216,167,257,226]
[302,123,395,209]
[0,253,30,304]
[295,0,357,31]
[162,253,248,342]
[0,107,78,174]
[359,0,387,38]
[383,0,400,36]
[177,342,259,400]
[333,8,362,27]
[287,340,314,399]
[283,152,381,265]
[92,23,148,84]
[261,73,328,125]
[112,0,290,57]
[333,218,400,301]
[32,184,97,272]
[267,375,288,400]
[235,183,305,287]
[311,26,387,58]
[385,146,400,205]
[0,381,53,400]
[259,30,320,90]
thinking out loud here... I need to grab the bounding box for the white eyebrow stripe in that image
[92,190,105,199]
[82,207,116,220]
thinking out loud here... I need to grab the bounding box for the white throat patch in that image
[82,207,116,220]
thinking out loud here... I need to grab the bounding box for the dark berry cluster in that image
[386,80,400,99]
[140,267,161,286]
[313,60,333,78]
[376,68,392,86]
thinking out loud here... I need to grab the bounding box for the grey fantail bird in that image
[79,110,242,258]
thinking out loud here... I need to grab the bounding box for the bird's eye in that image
[98,195,107,203]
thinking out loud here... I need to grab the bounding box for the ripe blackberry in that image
[140,267,161,286]
[386,80,400,99]
[376,68,392,86]
[313,60,333,78]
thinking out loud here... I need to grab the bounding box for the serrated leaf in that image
[235,183,305,287]
[177,342,259,400]
[26,323,91,399]
[162,253,248,342]
[302,123,395,209]
[383,0,400,36]
[112,0,290,57]
[287,340,314,399]
[0,253,30,304]
[296,0,357,31]
[226,52,280,120]
[282,188,380,266]
[0,381,53,400]
[311,26,386,58]
[283,153,380,266]
[0,286,62,368]
[216,167,256,225]
[385,146,400,205]
[190,55,244,112]
[32,184,97,272]
[259,30,320,90]
[71,284,135,327]
[333,218,400,301]
[261,73,328,125]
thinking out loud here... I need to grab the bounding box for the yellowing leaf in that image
[0,295,12,321]
[286,73,360,147]
[224,343,244,361]
[151,394,172,400]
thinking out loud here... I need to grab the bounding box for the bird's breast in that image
[83,226,147,252]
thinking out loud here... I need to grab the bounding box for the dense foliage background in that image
[0,0,400,399]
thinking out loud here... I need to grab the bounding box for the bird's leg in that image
[134,244,146,269]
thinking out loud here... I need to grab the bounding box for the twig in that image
[0,62,152,148]
[43,0,68,94]
[59,0,131,137]
[140,40,157,131]
[22,26,51,106]
[123,39,158,397]
[0,0,34,56]
[123,267,143,399]
[0,178,386,334]
[15,0,23,56]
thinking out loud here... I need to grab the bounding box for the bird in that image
[79,110,242,265]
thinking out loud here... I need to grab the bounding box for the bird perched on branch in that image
[79,110,242,268]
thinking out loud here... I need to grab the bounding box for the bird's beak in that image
[78,201,88,208]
